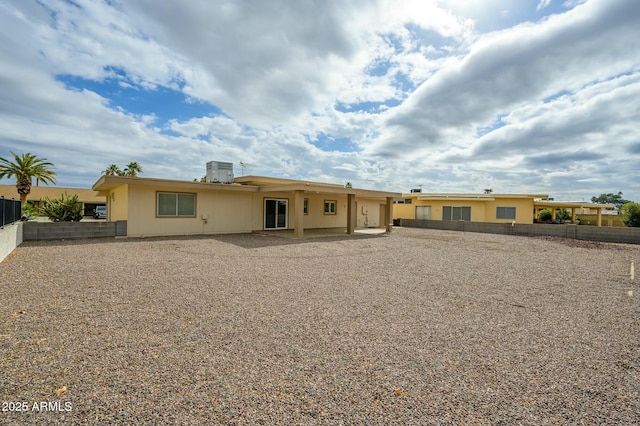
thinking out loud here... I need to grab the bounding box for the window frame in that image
[415,205,432,220]
[264,198,288,229]
[442,206,471,221]
[304,198,309,215]
[156,191,197,218]
[323,200,337,215]
[496,206,516,220]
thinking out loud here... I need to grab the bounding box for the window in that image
[416,206,431,220]
[404,198,412,204]
[157,192,196,217]
[496,207,516,220]
[304,198,309,215]
[324,200,336,215]
[442,206,471,221]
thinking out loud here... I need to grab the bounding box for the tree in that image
[484,189,493,194]
[591,192,630,210]
[0,151,56,205]
[620,202,640,227]
[123,162,142,177]
[103,164,123,176]
[103,162,142,177]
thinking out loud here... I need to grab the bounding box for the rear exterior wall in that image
[123,185,254,237]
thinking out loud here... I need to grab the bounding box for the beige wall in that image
[484,199,535,223]
[304,194,349,229]
[393,196,536,224]
[251,193,350,230]
[119,185,254,237]
[355,200,385,228]
[108,184,129,222]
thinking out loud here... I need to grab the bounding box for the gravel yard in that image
[1,227,639,425]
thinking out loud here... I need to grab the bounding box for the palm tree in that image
[103,164,123,176]
[123,162,142,177]
[0,151,56,204]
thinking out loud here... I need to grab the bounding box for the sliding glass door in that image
[264,199,288,229]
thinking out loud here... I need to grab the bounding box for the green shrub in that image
[556,208,572,221]
[538,209,553,221]
[40,193,83,222]
[620,202,640,227]
[21,202,39,220]
[538,208,572,222]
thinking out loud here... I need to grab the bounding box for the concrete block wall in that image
[0,222,23,262]
[23,221,127,241]
[400,219,640,245]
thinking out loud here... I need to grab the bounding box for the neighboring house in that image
[393,192,613,226]
[91,175,401,238]
[0,185,106,217]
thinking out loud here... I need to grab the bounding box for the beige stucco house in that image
[393,192,613,226]
[92,175,401,238]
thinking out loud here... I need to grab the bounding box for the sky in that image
[0,0,639,201]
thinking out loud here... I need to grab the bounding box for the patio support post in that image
[347,193,356,235]
[597,207,602,227]
[107,192,111,222]
[551,208,557,222]
[571,207,576,223]
[385,197,392,233]
[294,190,304,238]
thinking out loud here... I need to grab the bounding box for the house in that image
[0,185,106,217]
[91,175,401,238]
[393,192,613,226]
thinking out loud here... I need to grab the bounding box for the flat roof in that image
[0,184,105,203]
[533,200,614,209]
[92,175,257,193]
[92,175,401,199]
[411,193,550,201]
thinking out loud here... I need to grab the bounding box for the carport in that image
[533,200,614,226]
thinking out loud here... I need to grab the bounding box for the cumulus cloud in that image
[0,0,638,201]
[361,0,640,199]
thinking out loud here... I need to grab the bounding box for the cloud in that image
[536,0,553,11]
[0,0,639,202]
[366,0,640,160]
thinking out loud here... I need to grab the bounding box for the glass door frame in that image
[264,198,288,229]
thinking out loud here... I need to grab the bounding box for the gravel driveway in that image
[1,227,639,425]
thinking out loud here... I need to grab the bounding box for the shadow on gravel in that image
[210,232,385,249]
[19,232,386,250]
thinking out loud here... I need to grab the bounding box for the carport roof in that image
[533,200,615,210]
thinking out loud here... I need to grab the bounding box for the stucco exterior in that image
[393,193,543,224]
[93,175,400,238]
[393,193,613,226]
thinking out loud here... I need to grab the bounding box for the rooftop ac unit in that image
[206,161,234,183]
[410,188,422,193]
